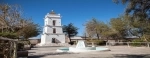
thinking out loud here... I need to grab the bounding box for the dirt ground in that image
[28,46,150,58]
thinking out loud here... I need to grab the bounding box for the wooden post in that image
[13,41,17,58]
[92,42,95,47]
[106,42,108,46]
[127,42,130,47]
[147,42,149,48]
[76,40,78,44]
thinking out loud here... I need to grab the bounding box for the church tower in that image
[40,10,66,45]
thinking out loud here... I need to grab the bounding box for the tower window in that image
[53,28,56,33]
[53,20,56,26]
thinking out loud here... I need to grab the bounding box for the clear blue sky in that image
[1,0,126,38]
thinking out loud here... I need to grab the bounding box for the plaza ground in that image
[28,46,150,58]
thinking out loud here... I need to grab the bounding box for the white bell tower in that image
[40,10,66,46]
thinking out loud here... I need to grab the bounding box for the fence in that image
[106,42,150,47]
[86,41,150,47]
[0,37,17,58]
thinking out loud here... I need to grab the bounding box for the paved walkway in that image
[28,46,150,58]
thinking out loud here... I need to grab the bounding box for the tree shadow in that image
[28,48,38,50]
[28,52,76,58]
[28,52,36,53]
[113,54,150,58]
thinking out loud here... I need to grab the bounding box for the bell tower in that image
[40,10,66,46]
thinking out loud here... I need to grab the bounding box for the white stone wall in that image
[40,34,46,44]
[47,18,61,26]
[44,18,48,25]
[44,27,63,34]
[45,34,66,44]
[55,27,63,33]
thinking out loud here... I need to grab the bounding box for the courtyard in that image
[28,46,150,58]
[1,0,150,58]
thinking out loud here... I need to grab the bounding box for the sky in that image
[1,0,126,38]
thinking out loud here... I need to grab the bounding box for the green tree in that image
[110,15,129,40]
[113,0,150,19]
[113,0,150,41]
[85,18,118,41]
[96,20,110,40]
[85,18,117,41]
[63,23,78,42]
[98,24,118,41]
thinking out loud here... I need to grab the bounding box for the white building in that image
[39,10,66,46]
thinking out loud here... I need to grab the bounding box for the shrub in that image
[17,43,24,51]
[86,40,106,45]
[130,39,144,47]
[18,40,30,45]
[68,41,74,45]
[0,32,18,39]
[95,40,106,45]
[17,40,31,50]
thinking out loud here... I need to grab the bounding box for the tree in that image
[110,15,130,40]
[102,28,119,41]
[85,18,118,41]
[63,23,78,42]
[85,18,119,41]
[113,0,150,42]
[0,4,41,39]
[85,18,101,40]
[17,19,41,39]
[96,20,110,40]
[113,0,150,19]
[0,4,22,33]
